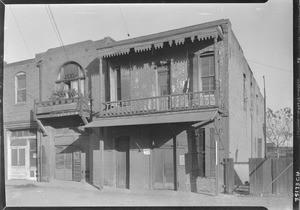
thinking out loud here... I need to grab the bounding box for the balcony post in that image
[214,36,219,107]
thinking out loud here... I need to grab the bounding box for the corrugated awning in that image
[84,110,219,128]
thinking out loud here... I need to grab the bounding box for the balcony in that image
[34,97,90,119]
[100,90,218,117]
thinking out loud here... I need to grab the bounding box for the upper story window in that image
[15,72,26,103]
[55,62,85,98]
[200,53,215,92]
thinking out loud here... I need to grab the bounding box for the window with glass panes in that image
[56,62,85,97]
[200,54,215,92]
[15,72,26,103]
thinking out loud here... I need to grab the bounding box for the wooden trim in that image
[36,119,48,136]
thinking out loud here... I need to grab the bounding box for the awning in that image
[84,110,219,128]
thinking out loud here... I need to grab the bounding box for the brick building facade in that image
[4,19,264,194]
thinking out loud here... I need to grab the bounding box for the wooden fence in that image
[249,158,293,196]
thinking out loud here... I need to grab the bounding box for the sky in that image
[4,1,293,111]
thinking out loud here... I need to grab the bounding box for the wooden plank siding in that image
[249,158,292,196]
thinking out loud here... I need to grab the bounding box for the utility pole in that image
[263,76,267,158]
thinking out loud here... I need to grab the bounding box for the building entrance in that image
[55,145,82,182]
[152,139,174,190]
[116,136,130,189]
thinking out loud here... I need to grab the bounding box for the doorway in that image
[116,136,130,189]
[157,62,171,111]
[55,145,82,182]
[152,139,174,190]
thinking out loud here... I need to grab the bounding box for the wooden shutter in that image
[210,128,216,177]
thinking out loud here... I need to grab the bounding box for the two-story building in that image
[4,19,265,194]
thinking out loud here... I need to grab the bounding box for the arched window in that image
[55,62,85,98]
[15,72,26,103]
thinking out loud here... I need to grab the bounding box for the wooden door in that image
[193,128,205,177]
[116,137,130,189]
[153,139,174,190]
[55,145,73,181]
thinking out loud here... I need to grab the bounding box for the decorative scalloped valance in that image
[154,42,164,49]
[101,30,220,58]
[102,49,130,58]
[134,44,152,53]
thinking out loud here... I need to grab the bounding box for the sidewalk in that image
[5,179,292,209]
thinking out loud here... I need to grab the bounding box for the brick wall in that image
[4,59,39,127]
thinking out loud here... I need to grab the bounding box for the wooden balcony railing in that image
[101,90,218,117]
[35,96,90,117]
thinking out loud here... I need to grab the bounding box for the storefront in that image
[7,129,37,180]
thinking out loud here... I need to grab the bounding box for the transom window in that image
[55,62,85,98]
[15,72,26,103]
[200,53,215,92]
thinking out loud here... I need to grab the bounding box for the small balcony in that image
[100,90,218,117]
[34,97,90,119]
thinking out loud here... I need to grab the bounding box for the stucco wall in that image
[227,28,265,183]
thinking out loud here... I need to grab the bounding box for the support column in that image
[214,36,219,107]
[173,135,177,191]
[92,128,104,190]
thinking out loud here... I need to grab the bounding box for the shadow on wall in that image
[54,136,90,183]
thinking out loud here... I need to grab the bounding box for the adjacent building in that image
[4,19,265,194]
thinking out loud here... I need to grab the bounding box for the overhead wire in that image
[9,6,32,58]
[246,59,292,74]
[118,5,130,38]
[45,5,62,46]
[45,4,69,61]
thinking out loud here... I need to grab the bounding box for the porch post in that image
[214,36,219,107]
[214,115,220,195]
[99,57,103,117]
[173,135,178,191]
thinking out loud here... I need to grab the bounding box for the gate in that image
[249,158,292,196]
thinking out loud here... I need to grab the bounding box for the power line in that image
[9,6,32,58]
[247,59,292,74]
[45,4,69,61]
[45,5,62,46]
[119,5,130,38]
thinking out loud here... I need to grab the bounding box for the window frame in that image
[15,72,26,104]
[200,52,215,92]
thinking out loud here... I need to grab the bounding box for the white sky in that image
[4,1,293,111]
